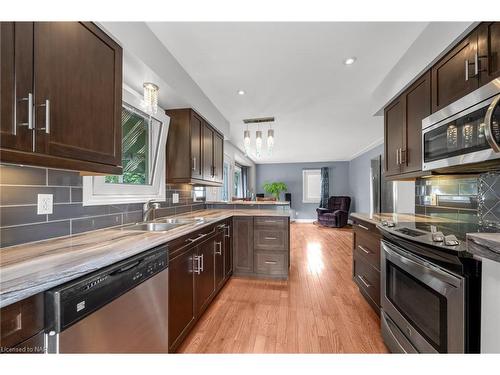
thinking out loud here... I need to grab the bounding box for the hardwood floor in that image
[178,223,388,353]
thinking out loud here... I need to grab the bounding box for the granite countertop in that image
[467,233,500,262]
[0,209,290,308]
[349,212,456,225]
[207,200,290,205]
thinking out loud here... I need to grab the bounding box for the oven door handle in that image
[382,241,462,288]
[483,93,500,153]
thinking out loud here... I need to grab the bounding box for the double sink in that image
[124,217,209,232]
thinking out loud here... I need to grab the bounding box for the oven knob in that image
[406,327,412,337]
[444,234,459,246]
[387,221,395,228]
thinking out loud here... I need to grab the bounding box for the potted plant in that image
[263,182,288,201]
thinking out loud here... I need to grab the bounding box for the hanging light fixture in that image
[243,126,251,155]
[143,82,159,114]
[255,129,263,158]
[267,124,274,154]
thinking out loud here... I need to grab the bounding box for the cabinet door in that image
[431,31,479,113]
[402,71,431,174]
[168,247,195,351]
[214,230,225,289]
[478,22,500,86]
[224,220,233,277]
[195,236,216,315]
[33,22,122,166]
[233,217,254,274]
[384,98,404,176]
[0,22,33,152]
[202,122,214,181]
[190,112,203,179]
[213,131,224,183]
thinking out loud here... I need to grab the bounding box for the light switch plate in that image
[172,193,179,204]
[37,194,53,215]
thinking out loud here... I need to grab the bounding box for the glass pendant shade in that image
[267,128,274,154]
[143,82,159,114]
[255,130,263,157]
[243,130,251,154]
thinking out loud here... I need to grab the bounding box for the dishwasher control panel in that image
[45,245,168,332]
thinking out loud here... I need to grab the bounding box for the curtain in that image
[320,167,329,208]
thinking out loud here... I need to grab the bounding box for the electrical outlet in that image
[172,193,179,204]
[37,194,53,215]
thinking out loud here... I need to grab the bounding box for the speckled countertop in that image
[349,212,456,225]
[467,233,500,262]
[0,209,290,308]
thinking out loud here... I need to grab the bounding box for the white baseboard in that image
[293,219,315,223]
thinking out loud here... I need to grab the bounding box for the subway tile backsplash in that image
[0,163,206,248]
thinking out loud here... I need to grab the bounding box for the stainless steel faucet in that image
[143,200,161,222]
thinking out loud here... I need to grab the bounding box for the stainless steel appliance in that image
[45,245,168,353]
[378,222,482,353]
[422,78,500,172]
[370,155,394,214]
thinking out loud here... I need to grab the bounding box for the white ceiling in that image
[147,22,428,163]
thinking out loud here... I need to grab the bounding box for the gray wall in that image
[256,161,350,220]
[0,163,205,248]
[348,144,384,213]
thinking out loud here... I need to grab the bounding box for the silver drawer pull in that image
[194,256,201,275]
[264,220,278,223]
[38,99,50,134]
[357,223,369,231]
[200,254,204,272]
[264,261,277,265]
[186,233,207,243]
[215,241,222,255]
[264,237,277,240]
[357,275,371,288]
[358,245,371,254]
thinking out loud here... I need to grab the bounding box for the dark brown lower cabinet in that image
[195,234,216,316]
[223,219,233,278]
[233,217,254,275]
[214,230,225,290]
[351,217,382,315]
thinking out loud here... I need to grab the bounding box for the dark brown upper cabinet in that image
[384,71,431,179]
[431,29,479,113]
[166,108,224,187]
[0,22,123,175]
[478,22,500,86]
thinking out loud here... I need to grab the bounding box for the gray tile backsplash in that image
[0,163,206,247]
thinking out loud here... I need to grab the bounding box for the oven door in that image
[381,240,465,353]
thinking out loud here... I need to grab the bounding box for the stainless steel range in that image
[378,221,483,353]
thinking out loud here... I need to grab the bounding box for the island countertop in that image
[0,209,290,308]
[349,212,457,226]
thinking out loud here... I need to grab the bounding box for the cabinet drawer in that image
[353,255,380,308]
[255,251,287,276]
[254,216,288,230]
[353,228,381,271]
[254,228,287,251]
[0,294,44,349]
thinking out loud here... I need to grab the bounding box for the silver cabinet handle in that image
[18,93,34,130]
[358,245,371,254]
[38,99,50,134]
[357,275,371,288]
[474,52,479,76]
[465,59,469,81]
[192,157,196,171]
[483,94,500,152]
[395,148,399,165]
[357,223,369,231]
[215,241,222,255]
[200,254,204,272]
[264,261,277,265]
[194,256,201,275]
[186,233,207,244]
[265,237,277,240]
[264,220,277,223]
[400,148,406,164]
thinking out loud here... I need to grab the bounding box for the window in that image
[234,165,243,198]
[222,161,230,201]
[82,86,169,205]
[303,169,321,203]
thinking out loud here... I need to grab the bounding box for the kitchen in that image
[1,2,500,373]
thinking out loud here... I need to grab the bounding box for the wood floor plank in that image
[178,223,388,353]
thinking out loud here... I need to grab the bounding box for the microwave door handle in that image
[382,242,462,288]
[484,94,500,152]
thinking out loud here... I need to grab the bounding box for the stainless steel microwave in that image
[422,78,500,171]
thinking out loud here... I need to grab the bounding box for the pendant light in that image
[243,126,251,155]
[143,82,159,114]
[255,128,263,158]
[267,124,274,154]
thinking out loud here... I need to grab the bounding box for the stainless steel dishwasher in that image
[45,245,168,353]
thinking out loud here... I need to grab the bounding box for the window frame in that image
[82,86,169,206]
[302,169,321,204]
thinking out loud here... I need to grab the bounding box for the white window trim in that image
[302,169,321,204]
[82,86,170,206]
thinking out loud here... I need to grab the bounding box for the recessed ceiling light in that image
[344,57,357,65]
[237,90,246,95]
